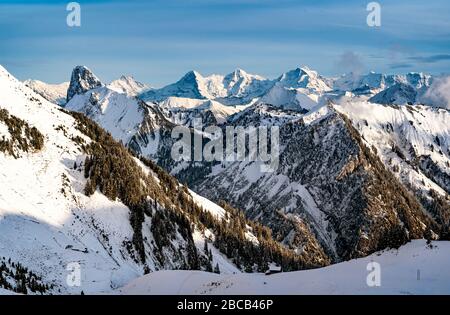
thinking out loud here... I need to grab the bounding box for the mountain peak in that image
[224,68,250,83]
[108,75,148,96]
[183,70,202,80]
[230,68,248,76]
[66,65,103,102]
[276,66,331,92]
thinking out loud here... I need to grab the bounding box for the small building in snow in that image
[265,264,282,275]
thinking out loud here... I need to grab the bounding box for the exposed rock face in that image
[66,66,103,102]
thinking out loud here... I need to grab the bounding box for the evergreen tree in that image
[204,239,208,253]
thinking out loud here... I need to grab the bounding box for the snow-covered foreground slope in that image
[119,240,450,295]
[0,288,16,295]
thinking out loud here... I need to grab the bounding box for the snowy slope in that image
[336,100,450,222]
[24,79,69,106]
[64,66,175,162]
[119,240,450,295]
[369,83,418,105]
[0,65,144,294]
[0,288,16,295]
[65,86,146,145]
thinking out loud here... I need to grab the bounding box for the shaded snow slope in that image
[118,240,450,295]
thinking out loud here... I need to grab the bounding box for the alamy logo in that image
[66,262,81,287]
[171,119,280,173]
[66,2,81,27]
[366,2,381,27]
[366,261,381,287]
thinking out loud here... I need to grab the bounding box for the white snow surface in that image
[118,240,450,295]
[65,86,145,144]
[108,75,149,96]
[0,65,144,294]
[24,79,69,105]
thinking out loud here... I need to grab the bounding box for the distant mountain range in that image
[26,66,445,112]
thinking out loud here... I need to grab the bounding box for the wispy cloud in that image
[409,54,450,63]
[389,63,414,69]
[334,51,364,75]
[419,76,450,109]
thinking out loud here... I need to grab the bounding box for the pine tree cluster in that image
[0,108,44,158]
[0,257,51,294]
[140,156,326,272]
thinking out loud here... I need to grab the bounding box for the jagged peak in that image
[66,65,103,102]
[180,70,203,81]
[111,74,144,86]
[228,68,248,77]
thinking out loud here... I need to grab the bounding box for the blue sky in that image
[0,0,449,86]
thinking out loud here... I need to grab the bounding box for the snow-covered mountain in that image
[333,71,397,93]
[1,64,329,294]
[64,66,179,165]
[140,69,273,105]
[24,79,69,106]
[367,73,433,105]
[332,71,434,104]
[182,103,448,261]
[369,83,418,105]
[336,101,450,225]
[136,68,443,120]
[260,67,331,111]
[66,66,103,103]
[108,75,149,96]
